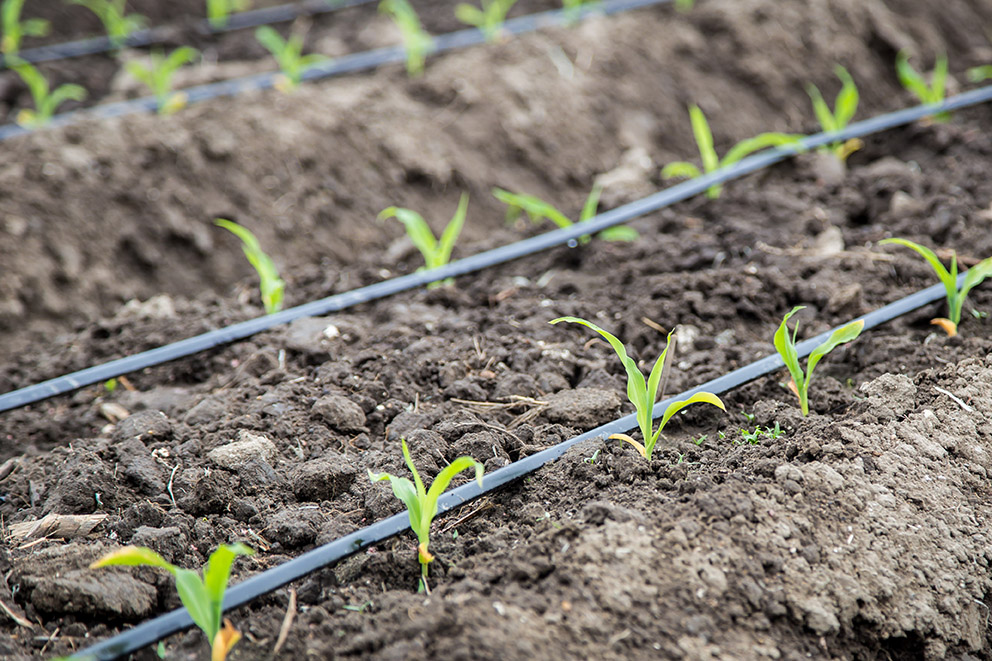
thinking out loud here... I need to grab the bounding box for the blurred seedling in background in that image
[494,183,637,244]
[207,0,251,29]
[455,0,517,43]
[215,219,285,314]
[968,65,992,83]
[895,51,950,123]
[125,46,199,114]
[880,238,992,337]
[8,57,86,127]
[379,193,468,289]
[255,24,328,91]
[774,306,864,416]
[674,0,694,10]
[369,438,483,593]
[91,543,253,661]
[805,65,862,161]
[69,0,146,49]
[379,0,433,76]
[662,105,801,198]
[550,317,725,461]
[1,0,49,55]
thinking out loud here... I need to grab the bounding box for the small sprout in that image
[8,58,87,127]
[255,25,328,91]
[1,0,49,55]
[68,0,146,49]
[971,308,988,320]
[493,183,637,244]
[206,0,251,30]
[91,543,253,661]
[215,219,285,314]
[740,410,755,424]
[454,0,517,43]
[342,600,373,612]
[738,422,784,445]
[880,238,992,336]
[583,448,601,464]
[674,0,694,10]
[967,65,992,83]
[691,434,706,446]
[125,46,199,115]
[774,306,864,416]
[550,316,725,461]
[104,378,118,393]
[378,193,469,289]
[805,65,862,161]
[895,51,950,123]
[662,105,802,198]
[368,438,484,592]
[379,0,433,76]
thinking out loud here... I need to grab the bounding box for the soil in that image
[1,0,992,659]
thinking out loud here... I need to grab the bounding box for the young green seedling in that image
[379,0,433,76]
[91,543,253,661]
[493,183,637,244]
[1,0,49,55]
[880,238,992,337]
[774,306,863,416]
[378,193,468,289]
[125,46,199,114]
[560,0,600,22]
[215,219,285,314]
[255,25,328,91]
[805,65,862,161]
[8,58,87,127]
[454,0,517,43]
[968,65,992,83]
[674,0,694,10]
[68,0,146,49]
[206,0,251,30]
[895,51,950,122]
[550,317,725,460]
[369,438,483,593]
[661,105,802,198]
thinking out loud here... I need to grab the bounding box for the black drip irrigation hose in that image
[68,275,961,661]
[2,85,991,414]
[0,0,376,69]
[0,0,671,141]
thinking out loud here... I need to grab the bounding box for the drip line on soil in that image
[0,0,377,68]
[0,0,671,141]
[68,276,960,661]
[2,84,992,414]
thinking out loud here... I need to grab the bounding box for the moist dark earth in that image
[2,0,992,659]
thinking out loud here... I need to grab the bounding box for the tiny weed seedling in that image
[774,306,864,416]
[207,0,251,29]
[895,51,950,123]
[8,58,87,127]
[379,0,433,76]
[255,25,328,91]
[662,105,802,198]
[805,65,862,161]
[738,421,784,445]
[584,448,602,464]
[69,0,146,48]
[968,65,992,83]
[379,193,468,289]
[91,543,253,661]
[1,0,48,55]
[551,317,725,461]
[880,238,992,336]
[455,0,517,43]
[125,46,199,114]
[493,184,638,244]
[369,438,483,593]
[215,219,285,314]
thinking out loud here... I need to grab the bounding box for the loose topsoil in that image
[2,0,992,659]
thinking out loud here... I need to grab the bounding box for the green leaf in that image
[44,83,87,116]
[805,319,863,387]
[214,219,285,314]
[454,3,484,26]
[896,51,931,102]
[255,25,286,56]
[722,132,801,167]
[687,105,717,174]
[436,193,469,269]
[379,207,438,264]
[879,238,955,303]
[423,456,484,530]
[369,469,424,542]
[833,65,858,127]
[579,182,602,223]
[932,53,948,103]
[90,546,177,572]
[164,46,198,73]
[968,65,992,83]
[773,306,807,400]
[174,568,216,639]
[492,189,572,229]
[654,392,726,455]
[597,225,638,242]
[806,82,836,133]
[660,161,702,181]
[202,543,253,619]
[22,16,49,37]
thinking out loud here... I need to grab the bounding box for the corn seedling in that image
[774,306,863,416]
[1,0,48,55]
[215,219,285,314]
[125,46,198,114]
[493,184,637,244]
[967,65,992,83]
[805,65,862,161]
[380,0,433,76]
[662,105,802,198]
[378,193,468,289]
[91,543,253,661]
[454,0,517,43]
[880,238,992,337]
[207,0,250,29]
[255,25,328,91]
[551,317,725,460]
[369,438,483,593]
[8,58,86,127]
[895,51,950,123]
[68,0,146,49]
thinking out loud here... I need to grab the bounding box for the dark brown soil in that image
[2,0,992,659]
